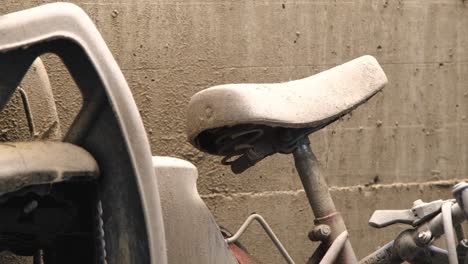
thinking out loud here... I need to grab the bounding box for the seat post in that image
[293,138,357,263]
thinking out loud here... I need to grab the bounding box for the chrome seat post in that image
[293,138,357,263]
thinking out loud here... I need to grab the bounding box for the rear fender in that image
[153,156,238,264]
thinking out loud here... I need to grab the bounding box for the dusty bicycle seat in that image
[0,142,98,195]
[186,55,387,172]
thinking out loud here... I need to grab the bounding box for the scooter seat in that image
[186,55,387,151]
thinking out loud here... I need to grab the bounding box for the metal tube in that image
[226,214,295,264]
[359,241,402,264]
[309,244,326,263]
[427,245,448,259]
[442,202,458,264]
[454,182,468,218]
[455,225,465,243]
[392,203,464,263]
[422,203,465,238]
[319,231,348,264]
[369,186,467,264]
[293,142,336,217]
[18,87,35,137]
[293,140,357,263]
[453,182,468,264]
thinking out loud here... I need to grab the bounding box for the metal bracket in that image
[369,199,447,228]
[226,213,295,264]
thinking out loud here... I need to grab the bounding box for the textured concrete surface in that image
[0,0,467,263]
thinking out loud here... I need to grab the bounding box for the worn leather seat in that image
[187,55,387,152]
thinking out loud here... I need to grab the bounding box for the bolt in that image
[23,200,38,214]
[111,10,119,18]
[416,230,432,245]
[461,239,468,248]
[308,225,331,241]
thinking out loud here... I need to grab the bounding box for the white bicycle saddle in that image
[186,56,387,173]
[187,55,387,149]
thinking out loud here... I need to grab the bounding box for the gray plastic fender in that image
[153,156,237,264]
[0,3,166,263]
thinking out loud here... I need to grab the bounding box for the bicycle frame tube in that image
[360,199,467,263]
[293,138,357,263]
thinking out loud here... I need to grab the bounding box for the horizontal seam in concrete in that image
[200,178,464,199]
[75,0,462,7]
[124,60,468,71]
[43,60,468,74]
[322,122,468,131]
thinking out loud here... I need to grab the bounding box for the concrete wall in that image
[1,0,468,263]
